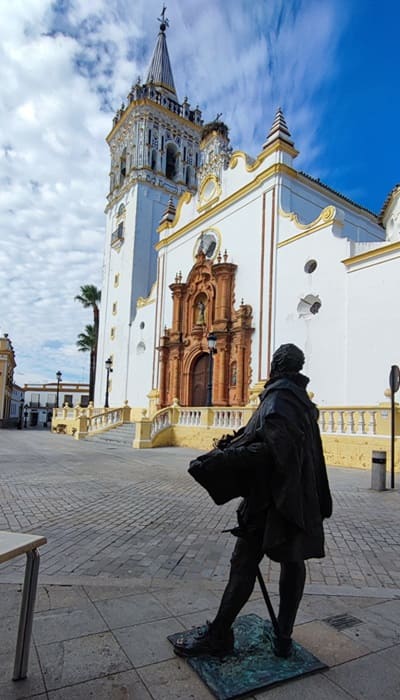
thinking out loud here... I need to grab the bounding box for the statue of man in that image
[173,343,332,658]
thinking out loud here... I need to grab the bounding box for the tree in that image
[76,324,96,404]
[75,285,101,402]
[76,324,96,353]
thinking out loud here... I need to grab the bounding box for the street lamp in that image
[206,332,217,407]
[104,357,113,408]
[18,398,24,429]
[56,370,62,408]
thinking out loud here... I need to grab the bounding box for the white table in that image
[0,531,47,680]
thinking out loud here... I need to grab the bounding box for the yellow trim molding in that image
[277,206,341,248]
[137,281,157,308]
[156,162,293,249]
[158,191,193,234]
[280,205,336,231]
[229,139,298,172]
[342,239,400,266]
[197,175,222,212]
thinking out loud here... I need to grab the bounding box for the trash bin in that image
[371,451,386,491]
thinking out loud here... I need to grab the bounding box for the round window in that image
[194,230,218,260]
[304,259,317,274]
[297,295,322,317]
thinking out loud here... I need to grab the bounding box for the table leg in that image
[13,548,40,681]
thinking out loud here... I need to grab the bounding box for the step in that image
[86,423,136,445]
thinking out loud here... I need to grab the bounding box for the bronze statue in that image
[173,343,332,659]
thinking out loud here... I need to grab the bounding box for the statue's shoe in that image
[273,634,293,658]
[173,622,234,657]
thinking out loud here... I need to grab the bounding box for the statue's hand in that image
[213,433,235,450]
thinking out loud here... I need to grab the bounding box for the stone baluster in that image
[367,411,376,435]
[357,411,365,434]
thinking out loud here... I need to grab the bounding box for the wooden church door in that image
[191,354,209,406]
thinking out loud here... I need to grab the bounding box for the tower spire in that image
[146,6,177,98]
[158,5,169,32]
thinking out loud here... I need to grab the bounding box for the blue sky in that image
[0,0,398,385]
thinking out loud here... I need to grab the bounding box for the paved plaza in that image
[1,429,400,699]
[1,430,400,589]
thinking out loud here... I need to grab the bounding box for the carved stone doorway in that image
[158,250,254,408]
[191,353,209,406]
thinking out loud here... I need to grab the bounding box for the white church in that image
[94,12,400,428]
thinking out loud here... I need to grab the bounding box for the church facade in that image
[95,17,400,415]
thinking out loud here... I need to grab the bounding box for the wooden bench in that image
[0,531,47,681]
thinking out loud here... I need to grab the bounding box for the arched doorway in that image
[157,251,254,408]
[190,353,209,406]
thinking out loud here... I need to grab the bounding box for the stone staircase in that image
[86,422,136,447]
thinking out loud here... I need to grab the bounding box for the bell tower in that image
[95,10,203,407]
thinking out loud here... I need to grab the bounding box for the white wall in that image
[346,250,400,404]
[274,226,350,404]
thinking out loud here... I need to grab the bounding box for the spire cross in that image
[158,5,169,32]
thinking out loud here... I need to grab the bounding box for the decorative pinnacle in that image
[263,106,294,149]
[158,5,169,32]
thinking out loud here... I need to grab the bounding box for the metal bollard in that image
[371,450,387,491]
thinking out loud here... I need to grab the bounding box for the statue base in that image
[168,613,327,700]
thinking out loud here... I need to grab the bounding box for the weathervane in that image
[215,112,223,121]
[158,5,169,32]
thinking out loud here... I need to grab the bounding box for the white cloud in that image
[1,0,347,385]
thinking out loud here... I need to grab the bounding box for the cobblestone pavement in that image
[1,430,400,590]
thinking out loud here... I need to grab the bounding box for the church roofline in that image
[379,183,400,223]
[342,239,400,266]
[156,161,383,250]
[298,171,380,220]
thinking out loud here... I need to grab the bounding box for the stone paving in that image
[1,429,400,699]
[1,429,400,590]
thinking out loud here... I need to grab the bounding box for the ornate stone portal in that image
[158,250,254,407]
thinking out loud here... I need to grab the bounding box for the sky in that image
[0,0,398,386]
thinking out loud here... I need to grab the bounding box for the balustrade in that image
[151,409,172,438]
[178,410,201,426]
[319,408,379,436]
[213,410,244,429]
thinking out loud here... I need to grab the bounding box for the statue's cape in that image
[189,375,332,558]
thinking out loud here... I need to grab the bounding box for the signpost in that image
[389,365,400,489]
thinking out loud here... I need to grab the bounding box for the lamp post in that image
[56,370,62,408]
[18,398,24,429]
[389,365,400,489]
[104,357,113,408]
[206,332,217,407]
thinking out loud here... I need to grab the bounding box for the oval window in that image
[304,259,317,274]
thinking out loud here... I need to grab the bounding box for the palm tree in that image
[76,324,96,402]
[75,285,101,401]
[76,324,96,352]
